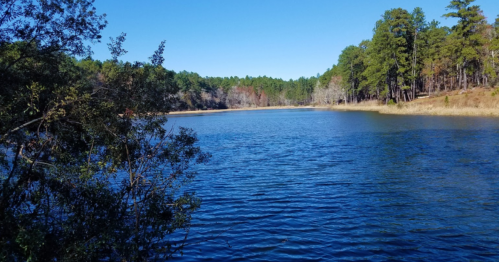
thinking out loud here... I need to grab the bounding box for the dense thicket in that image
[1,1,208,261]
[165,0,499,108]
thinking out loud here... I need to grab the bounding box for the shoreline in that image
[168,105,329,115]
[168,104,499,117]
[329,104,499,117]
[168,88,499,117]
[330,87,499,117]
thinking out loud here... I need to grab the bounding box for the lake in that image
[167,109,499,261]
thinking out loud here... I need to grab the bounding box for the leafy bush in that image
[0,1,209,260]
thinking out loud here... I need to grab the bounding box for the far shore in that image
[169,104,499,117]
[168,87,499,117]
[168,105,329,115]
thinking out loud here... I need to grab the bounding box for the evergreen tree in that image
[444,0,486,89]
[410,7,427,99]
[421,21,449,94]
[338,44,366,103]
[364,8,413,103]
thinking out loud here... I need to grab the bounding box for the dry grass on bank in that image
[330,100,382,112]
[331,87,499,117]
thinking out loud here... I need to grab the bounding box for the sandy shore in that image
[168,105,329,115]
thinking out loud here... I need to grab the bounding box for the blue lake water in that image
[167,109,499,261]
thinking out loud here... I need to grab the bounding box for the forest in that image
[47,0,499,111]
[153,0,498,109]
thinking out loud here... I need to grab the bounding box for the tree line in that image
[161,0,499,109]
[38,1,497,112]
[69,63,320,110]
[329,0,499,104]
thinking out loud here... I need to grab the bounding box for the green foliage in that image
[363,8,414,102]
[172,71,319,109]
[445,96,450,106]
[387,99,396,105]
[493,16,499,49]
[0,0,107,57]
[0,1,209,261]
[491,16,499,82]
[318,67,335,87]
[443,0,486,89]
[162,2,496,107]
[284,77,315,102]
[338,44,367,100]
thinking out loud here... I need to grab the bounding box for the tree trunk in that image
[475,70,478,86]
[438,76,441,92]
[396,84,400,104]
[350,62,355,104]
[444,74,447,92]
[428,77,431,97]
[492,51,496,69]
[412,32,418,103]
[463,62,467,90]
[457,64,461,89]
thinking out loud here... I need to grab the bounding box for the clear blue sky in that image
[91,0,499,80]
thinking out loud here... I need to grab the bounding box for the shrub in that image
[0,2,210,260]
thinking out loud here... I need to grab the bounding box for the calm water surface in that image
[167,109,499,261]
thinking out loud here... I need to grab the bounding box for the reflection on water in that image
[167,109,499,261]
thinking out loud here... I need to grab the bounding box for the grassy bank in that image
[331,87,499,117]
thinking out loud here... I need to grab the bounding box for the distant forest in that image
[81,0,499,109]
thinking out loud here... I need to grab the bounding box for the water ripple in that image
[167,110,499,261]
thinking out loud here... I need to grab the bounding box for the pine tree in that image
[444,0,486,89]
[364,8,413,103]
